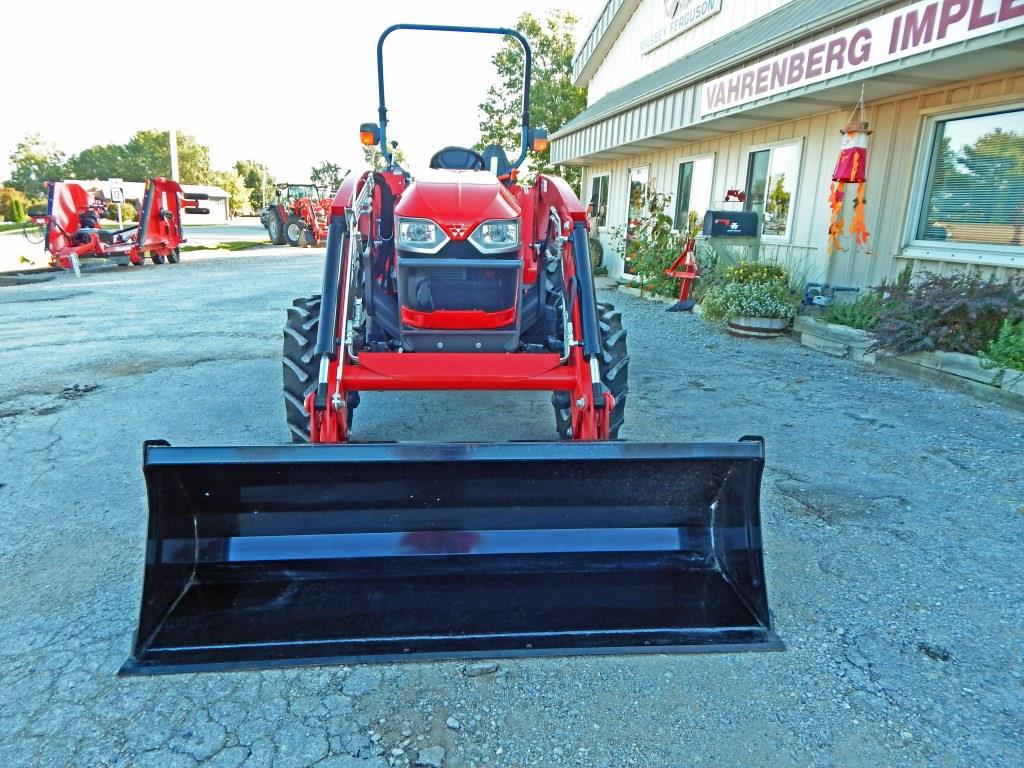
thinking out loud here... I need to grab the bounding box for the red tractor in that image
[260,183,332,247]
[44,178,208,269]
[123,25,778,675]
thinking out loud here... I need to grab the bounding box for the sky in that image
[1,0,602,183]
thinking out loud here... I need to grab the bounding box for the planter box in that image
[794,316,876,363]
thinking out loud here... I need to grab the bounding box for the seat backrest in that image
[480,145,513,177]
[429,147,484,170]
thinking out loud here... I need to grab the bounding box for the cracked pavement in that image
[1,250,1022,767]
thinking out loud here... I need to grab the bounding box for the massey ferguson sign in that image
[700,0,1024,116]
[641,0,722,54]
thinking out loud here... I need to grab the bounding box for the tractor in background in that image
[44,178,208,269]
[260,183,333,247]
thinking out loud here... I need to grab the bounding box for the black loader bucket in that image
[121,439,781,675]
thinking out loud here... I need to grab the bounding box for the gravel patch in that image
[0,255,1021,767]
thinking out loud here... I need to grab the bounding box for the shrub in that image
[871,272,1023,355]
[981,317,1024,371]
[609,183,684,298]
[8,197,26,223]
[0,186,29,221]
[701,281,799,321]
[822,291,888,330]
[723,260,788,285]
[106,201,137,223]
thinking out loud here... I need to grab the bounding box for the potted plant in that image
[701,276,798,338]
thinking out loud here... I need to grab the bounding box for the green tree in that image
[477,11,587,189]
[67,143,129,180]
[5,134,66,196]
[235,159,274,212]
[123,130,213,184]
[311,161,347,189]
[364,143,406,172]
[210,170,251,216]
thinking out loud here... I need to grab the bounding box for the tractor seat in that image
[429,146,485,171]
[73,228,117,245]
[480,145,513,178]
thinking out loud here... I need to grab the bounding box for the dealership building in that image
[552,0,1024,287]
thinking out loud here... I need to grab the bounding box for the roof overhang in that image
[553,10,1024,165]
[572,0,642,86]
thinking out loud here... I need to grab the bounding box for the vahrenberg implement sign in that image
[642,0,722,54]
[700,0,1024,116]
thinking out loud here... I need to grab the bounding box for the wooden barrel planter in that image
[726,316,790,338]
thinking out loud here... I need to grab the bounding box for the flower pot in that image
[726,316,789,338]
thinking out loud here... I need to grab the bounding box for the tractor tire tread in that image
[282,295,321,442]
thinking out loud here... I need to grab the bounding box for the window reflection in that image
[918,109,1024,246]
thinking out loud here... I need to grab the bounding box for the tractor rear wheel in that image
[553,301,629,439]
[283,295,358,442]
[285,216,304,248]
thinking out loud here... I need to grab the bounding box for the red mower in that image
[44,177,208,269]
[260,183,332,247]
[123,24,779,675]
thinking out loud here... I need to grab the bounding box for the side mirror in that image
[530,128,549,153]
[359,123,381,147]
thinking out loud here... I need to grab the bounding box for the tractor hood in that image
[395,170,520,240]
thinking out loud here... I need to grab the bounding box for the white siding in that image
[585,70,1024,286]
[587,0,797,103]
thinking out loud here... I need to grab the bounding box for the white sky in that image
[1,0,602,183]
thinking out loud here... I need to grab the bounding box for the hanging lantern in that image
[828,118,872,255]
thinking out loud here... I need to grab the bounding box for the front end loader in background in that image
[121,24,781,675]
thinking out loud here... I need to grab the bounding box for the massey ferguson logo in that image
[448,224,467,238]
[663,0,682,16]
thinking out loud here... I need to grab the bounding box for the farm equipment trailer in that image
[44,178,208,269]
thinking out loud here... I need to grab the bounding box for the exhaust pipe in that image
[121,439,781,674]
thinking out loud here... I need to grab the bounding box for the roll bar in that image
[376,24,533,170]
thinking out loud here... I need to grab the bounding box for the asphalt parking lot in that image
[1,250,1022,767]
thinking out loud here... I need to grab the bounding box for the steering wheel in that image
[429,146,486,171]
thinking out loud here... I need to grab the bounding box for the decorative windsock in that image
[828,119,872,255]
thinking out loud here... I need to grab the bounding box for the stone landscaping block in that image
[901,351,1004,386]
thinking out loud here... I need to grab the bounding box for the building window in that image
[589,174,610,227]
[744,141,802,238]
[674,154,715,234]
[916,107,1024,247]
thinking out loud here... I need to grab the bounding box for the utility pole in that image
[169,128,179,181]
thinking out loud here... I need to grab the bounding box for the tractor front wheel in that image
[553,301,629,439]
[266,212,286,245]
[282,295,357,442]
[285,216,304,248]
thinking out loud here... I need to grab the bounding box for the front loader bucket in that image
[121,439,781,675]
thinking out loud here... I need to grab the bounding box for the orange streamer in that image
[850,182,870,246]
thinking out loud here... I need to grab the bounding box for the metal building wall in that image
[585,70,1024,287]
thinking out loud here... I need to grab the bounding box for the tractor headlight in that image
[397,217,448,254]
[469,220,519,253]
